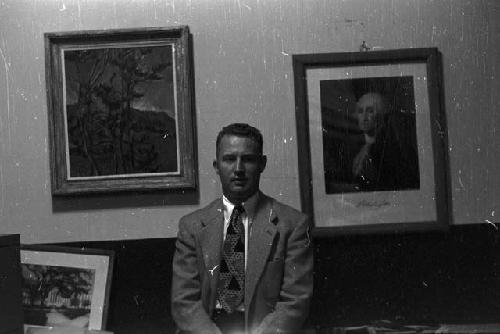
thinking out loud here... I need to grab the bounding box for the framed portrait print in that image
[293,48,449,235]
[45,26,196,195]
[20,245,114,330]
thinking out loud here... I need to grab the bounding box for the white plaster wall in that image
[0,0,498,243]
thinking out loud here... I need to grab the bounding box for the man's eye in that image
[242,155,258,163]
[222,155,236,162]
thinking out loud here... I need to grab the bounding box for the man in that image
[351,92,419,191]
[351,92,387,184]
[171,123,313,334]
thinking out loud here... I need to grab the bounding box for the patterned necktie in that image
[217,204,245,313]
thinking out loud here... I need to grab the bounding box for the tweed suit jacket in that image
[171,192,313,334]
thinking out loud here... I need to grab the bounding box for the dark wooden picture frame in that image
[45,26,196,195]
[20,245,114,330]
[293,48,449,235]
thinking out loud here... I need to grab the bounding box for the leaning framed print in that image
[293,48,449,235]
[20,245,114,330]
[45,26,197,195]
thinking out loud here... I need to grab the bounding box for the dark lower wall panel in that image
[51,224,500,333]
[311,225,500,327]
[56,238,177,334]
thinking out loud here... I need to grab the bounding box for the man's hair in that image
[355,92,387,115]
[216,123,263,156]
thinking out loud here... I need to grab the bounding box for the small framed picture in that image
[45,26,197,195]
[293,48,449,234]
[20,245,114,330]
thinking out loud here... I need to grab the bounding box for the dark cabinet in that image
[0,234,23,334]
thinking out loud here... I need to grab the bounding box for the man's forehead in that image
[218,135,260,151]
[220,134,257,144]
[357,93,382,108]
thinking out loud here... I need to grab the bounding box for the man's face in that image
[355,93,384,136]
[213,134,267,204]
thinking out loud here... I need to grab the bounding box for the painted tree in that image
[95,46,171,174]
[65,46,173,176]
[65,49,112,176]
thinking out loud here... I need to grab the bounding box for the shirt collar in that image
[222,192,259,221]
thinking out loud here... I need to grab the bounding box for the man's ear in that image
[213,159,220,175]
[259,155,267,173]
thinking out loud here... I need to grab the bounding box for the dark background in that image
[55,224,500,333]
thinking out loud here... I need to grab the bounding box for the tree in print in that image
[21,264,94,308]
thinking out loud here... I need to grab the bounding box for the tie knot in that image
[234,204,244,214]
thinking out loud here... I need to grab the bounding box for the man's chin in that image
[231,183,247,189]
[226,188,254,202]
[229,187,248,196]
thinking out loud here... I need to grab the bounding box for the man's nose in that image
[361,110,368,120]
[235,158,244,172]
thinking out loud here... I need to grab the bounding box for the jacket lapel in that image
[198,199,224,300]
[245,194,277,310]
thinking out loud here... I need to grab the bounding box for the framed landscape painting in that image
[45,26,196,195]
[20,245,114,330]
[293,48,449,235]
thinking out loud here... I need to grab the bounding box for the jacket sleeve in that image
[171,216,222,334]
[253,214,314,334]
